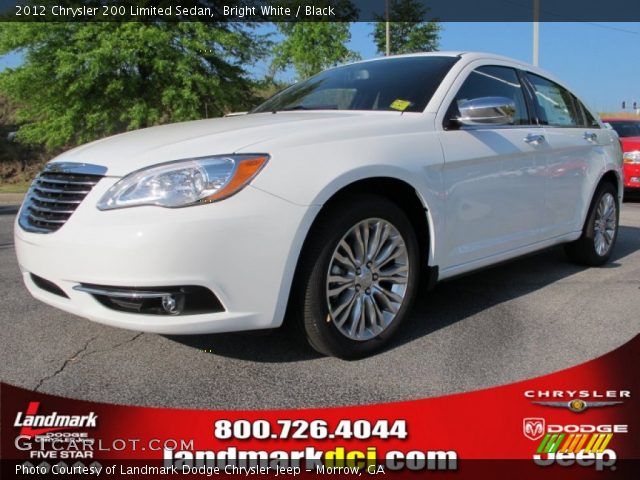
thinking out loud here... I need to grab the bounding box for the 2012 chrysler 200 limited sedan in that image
[15,52,623,358]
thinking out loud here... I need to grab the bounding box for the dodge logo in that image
[523,418,545,441]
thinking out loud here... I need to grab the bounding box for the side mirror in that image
[457,96,516,126]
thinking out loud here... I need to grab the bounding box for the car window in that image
[526,73,582,127]
[447,66,530,126]
[575,99,600,128]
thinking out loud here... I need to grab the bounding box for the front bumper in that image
[14,178,318,334]
[623,163,640,189]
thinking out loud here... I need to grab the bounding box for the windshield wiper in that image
[274,105,339,113]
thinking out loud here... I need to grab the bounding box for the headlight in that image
[623,151,640,164]
[97,154,268,210]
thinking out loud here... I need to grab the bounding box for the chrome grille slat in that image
[26,204,75,214]
[36,177,99,186]
[19,162,107,234]
[28,213,67,224]
[33,185,91,195]
[30,193,83,204]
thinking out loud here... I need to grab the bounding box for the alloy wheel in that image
[593,192,617,256]
[325,218,410,341]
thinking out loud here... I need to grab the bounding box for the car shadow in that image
[166,224,640,363]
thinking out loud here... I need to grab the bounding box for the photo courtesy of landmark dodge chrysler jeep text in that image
[15,52,623,358]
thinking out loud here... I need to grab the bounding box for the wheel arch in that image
[591,169,623,214]
[599,169,622,196]
[276,175,437,329]
[311,177,433,266]
[577,169,622,235]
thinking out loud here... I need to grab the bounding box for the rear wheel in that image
[291,194,420,359]
[565,182,619,266]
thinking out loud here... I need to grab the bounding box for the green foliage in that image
[373,0,441,55]
[272,23,359,80]
[0,93,15,125]
[252,76,292,102]
[0,21,267,151]
[0,93,46,182]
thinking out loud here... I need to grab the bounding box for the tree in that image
[373,0,441,56]
[272,23,359,80]
[0,93,45,181]
[270,0,360,80]
[0,21,267,151]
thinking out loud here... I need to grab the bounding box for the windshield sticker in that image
[390,99,413,111]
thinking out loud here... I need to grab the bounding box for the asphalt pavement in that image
[1,201,639,409]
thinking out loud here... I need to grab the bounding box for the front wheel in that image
[565,182,619,266]
[291,194,420,359]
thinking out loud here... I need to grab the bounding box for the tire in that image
[290,194,420,359]
[564,182,619,266]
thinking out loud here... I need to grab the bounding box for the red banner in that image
[2,335,638,479]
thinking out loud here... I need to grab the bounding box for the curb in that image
[0,205,19,215]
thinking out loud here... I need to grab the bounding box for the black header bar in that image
[1,0,640,22]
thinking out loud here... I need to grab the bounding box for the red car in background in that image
[602,118,640,193]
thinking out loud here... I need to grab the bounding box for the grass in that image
[0,181,30,194]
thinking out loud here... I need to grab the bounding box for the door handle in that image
[524,133,545,145]
[584,132,598,142]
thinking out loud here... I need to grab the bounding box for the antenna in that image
[533,0,540,66]
[385,0,390,56]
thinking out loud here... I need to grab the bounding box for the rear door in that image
[524,72,605,236]
[438,64,549,270]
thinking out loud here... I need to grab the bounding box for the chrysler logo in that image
[523,417,545,441]
[532,400,623,413]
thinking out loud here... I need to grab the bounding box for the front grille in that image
[19,163,107,233]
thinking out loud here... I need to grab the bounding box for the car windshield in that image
[607,120,640,138]
[252,56,459,114]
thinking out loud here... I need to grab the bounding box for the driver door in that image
[438,65,549,270]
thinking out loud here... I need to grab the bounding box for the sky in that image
[1,22,638,112]
[351,22,640,113]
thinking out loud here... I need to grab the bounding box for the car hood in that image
[51,111,404,177]
[620,136,640,152]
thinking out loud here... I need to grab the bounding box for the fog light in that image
[74,284,224,315]
[162,294,185,315]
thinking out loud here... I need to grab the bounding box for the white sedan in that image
[15,52,623,358]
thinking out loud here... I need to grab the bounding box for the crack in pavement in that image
[34,335,99,392]
[33,332,143,391]
[80,332,144,361]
